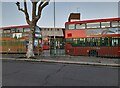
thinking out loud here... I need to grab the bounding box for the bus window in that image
[65,24,68,30]
[86,38,90,46]
[16,28,23,33]
[68,24,75,30]
[108,37,112,46]
[112,38,119,46]
[101,37,109,46]
[0,30,3,33]
[118,38,120,46]
[93,38,98,46]
[73,38,78,44]
[76,24,85,29]
[86,22,100,29]
[3,29,11,33]
[100,38,105,46]
[72,38,78,46]
[101,22,110,28]
[118,28,120,34]
[66,38,73,42]
[22,33,29,37]
[44,42,49,46]
[112,21,119,27]
[97,38,100,46]
[11,28,16,33]
[90,38,96,46]
[24,28,31,32]
[0,34,2,38]
[104,37,109,46]
[6,34,12,38]
[79,38,85,46]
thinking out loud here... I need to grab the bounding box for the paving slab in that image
[1,54,119,67]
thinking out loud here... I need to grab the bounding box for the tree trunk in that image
[26,26,35,58]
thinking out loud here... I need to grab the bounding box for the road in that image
[2,60,119,86]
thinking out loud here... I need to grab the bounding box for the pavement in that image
[1,53,120,67]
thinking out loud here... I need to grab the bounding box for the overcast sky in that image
[0,0,119,28]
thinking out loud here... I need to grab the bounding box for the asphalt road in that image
[2,60,119,86]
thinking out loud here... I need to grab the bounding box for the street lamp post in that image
[53,0,56,55]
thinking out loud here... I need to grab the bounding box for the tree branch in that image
[16,1,31,25]
[31,0,40,3]
[16,2,25,12]
[24,0,31,25]
[41,0,49,10]
[32,2,37,22]
[39,0,44,6]
[37,0,49,20]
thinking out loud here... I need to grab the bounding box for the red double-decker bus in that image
[43,40,50,50]
[65,18,120,57]
[0,25,42,54]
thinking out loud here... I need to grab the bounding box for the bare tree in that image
[16,0,50,58]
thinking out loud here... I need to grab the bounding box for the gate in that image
[50,38,66,56]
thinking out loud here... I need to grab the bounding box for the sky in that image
[0,0,119,28]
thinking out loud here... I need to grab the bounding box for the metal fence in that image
[50,49,66,56]
[49,38,66,56]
